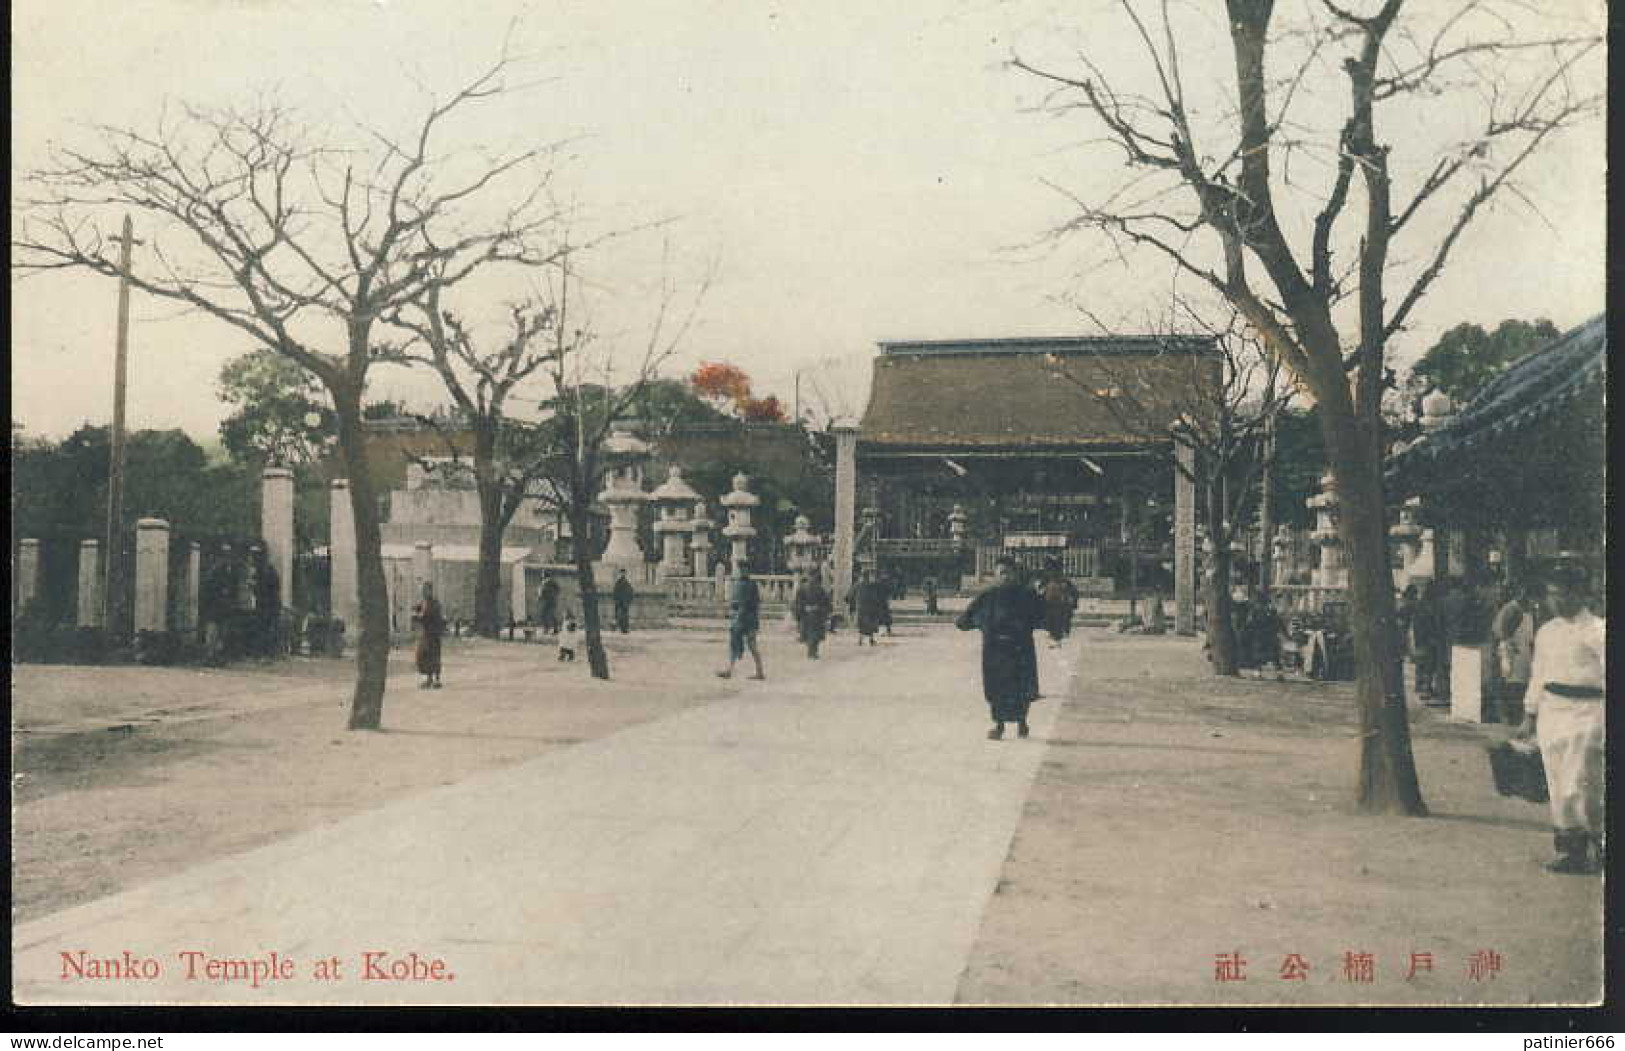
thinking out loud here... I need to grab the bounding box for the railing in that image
[664,573,798,607]
[975,542,1100,579]
[1268,584,1348,615]
[875,538,962,558]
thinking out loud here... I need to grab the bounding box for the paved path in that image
[14,629,1072,1006]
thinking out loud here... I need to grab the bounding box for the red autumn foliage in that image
[739,395,786,422]
[689,362,752,407]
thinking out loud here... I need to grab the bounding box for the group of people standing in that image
[408,568,646,687]
[1398,564,1605,876]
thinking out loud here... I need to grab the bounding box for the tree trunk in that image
[1205,485,1239,677]
[1321,414,1427,815]
[471,424,505,638]
[472,487,505,638]
[333,380,391,731]
[570,501,611,680]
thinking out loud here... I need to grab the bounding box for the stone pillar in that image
[831,420,859,609]
[329,479,359,630]
[1173,441,1196,635]
[510,560,529,625]
[261,467,295,609]
[413,541,434,596]
[1450,644,1490,724]
[16,538,42,614]
[133,518,171,633]
[183,541,202,632]
[77,539,102,627]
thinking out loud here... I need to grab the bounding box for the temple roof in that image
[859,336,1218,450]
[1386,314,1606,492]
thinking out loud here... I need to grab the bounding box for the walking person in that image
[717,564,766,680]
[412,582,447,689]
[1040,565,1079,647]
[851,568,887,646]
[611,568,636,634]
[923,576,939,617]
[956,555,1045,740]
[556,614,579,662]
[793,568,833,659]
[1515,566,1605,874]
[537,572,561,635]
[1492,581,1538,725]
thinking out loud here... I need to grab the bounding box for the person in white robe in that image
[1516,567,1605,874]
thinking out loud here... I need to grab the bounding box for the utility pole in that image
[103,215,136,638]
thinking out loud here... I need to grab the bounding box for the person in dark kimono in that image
[850,568,888,646]
[1040,570,1079,647]
[793,569,834,659]
[537,573,561,635]
[412,582,447,689]
[957,555,1045,740]
[611,569,636,634]
[1411,579,1443,701]
[923,577,940,617]
[250,545,282,657]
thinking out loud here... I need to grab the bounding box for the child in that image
[557,615,579,662]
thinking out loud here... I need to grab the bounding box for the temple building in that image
[1385,313,1605,586]
[840,335,1219,630]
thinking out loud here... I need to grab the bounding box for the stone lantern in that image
[649,467,701,578]
[947,504,969,546]
[857,505,881,573]
[1420,389,1456,432]
[597,423,651,571]
[1270,524,1294,586]
[719,473,760,571]
[689,500,714,578]
[1389,496,1424,584]
[1307,472,1346,587]
[784,513,821,575]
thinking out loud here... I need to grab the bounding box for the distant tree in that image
[217,348,407,469]
[688,362,786,422]
[17,52,565,730]
[1401,318,1561,408]
[1268,407,1328,533]
[630,378,729,436]
[738,395,786,423]
[690,362,753,413]
[12,425,256,541]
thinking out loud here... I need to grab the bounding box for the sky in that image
[10,0,1607,444]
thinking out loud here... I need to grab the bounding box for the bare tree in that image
[15,53,567,730]
[1048,304,1294,675]
[1014,0,1599,813]
[527,249,712,680]
[386,287,566,637]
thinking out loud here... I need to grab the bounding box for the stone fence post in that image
[134,518,171,633]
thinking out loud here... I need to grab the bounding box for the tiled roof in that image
[1386,314,1606,492]
[859,336,1218,449]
